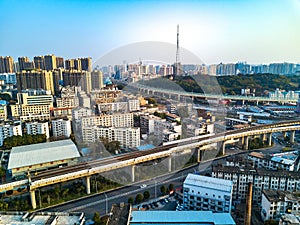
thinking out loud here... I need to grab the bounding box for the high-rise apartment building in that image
[74,59,82,71]
[91,70,103,89]
[62,70,91,94]
[0,56,15,73]
[18,57,30,71]
[65,59,75,70]
[80,57,92,72]
[16,70,55,94]
[44,54,57,70]
[33,56,45,70]
[56,57,64,68]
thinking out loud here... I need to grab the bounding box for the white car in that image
[140,184,147,188]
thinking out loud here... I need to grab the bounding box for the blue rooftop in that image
[136,144,155,151]
[130,211,236,225]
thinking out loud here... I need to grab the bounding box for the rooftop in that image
[213,165,300,179]
[263,189,300,202]
[130,211,236,225]
[184,173,233,193]
[107,203,130,225]
[8,139,80,169]
[0,212,84,225]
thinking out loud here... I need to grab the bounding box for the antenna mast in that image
[175,24,180,76]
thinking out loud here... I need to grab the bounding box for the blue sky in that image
[0,0,299,65]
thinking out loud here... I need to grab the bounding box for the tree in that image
[128,197,134,204]
[160,185,167,195]
[93,212,102,225]
[143,191,150,200]
[135,193,143,204]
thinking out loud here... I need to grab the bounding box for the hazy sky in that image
[0,0,300,65]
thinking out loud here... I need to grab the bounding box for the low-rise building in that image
[140,115,160,135]
[183,174,233,213]
[7,139,80,178]
[0,212,85,225]
[279,214,300,225]
[212,165,300,204]
[129,211,236,225]
[0,121,22,146]
[248,151,300,171]
[261,189,300,222]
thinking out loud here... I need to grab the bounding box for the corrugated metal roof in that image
[130,211,236,225]
[184,173,233,193]
[8,139,80,169]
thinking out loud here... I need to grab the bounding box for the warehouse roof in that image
[8,139,80,170]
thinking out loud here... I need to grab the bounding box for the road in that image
[39,143,283,219]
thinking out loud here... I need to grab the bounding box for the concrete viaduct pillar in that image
[260,133,267,143]
[290,131,295,143]
[283,131,287,138]
[267,133,272,146]
[168,157,172,172]
[30,190,37,209]
[243,136,249,150]
[131,165,135,183]
[85,176,91,194]
[239,137,244,147]
[221,142,226,155]
[197,148,204,163]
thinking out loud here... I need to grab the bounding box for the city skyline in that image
[0,0,300,65]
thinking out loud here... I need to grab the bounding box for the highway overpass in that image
[131,83,299,104]
[1,120,300,209]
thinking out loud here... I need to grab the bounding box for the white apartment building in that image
[82,126,140,148]
[261,189,300,222]
[72,107,93,131]
[140,115,160,135]
[97,99,140,114]
[248,151,300,172]
[183,174,233,213]
[80,113,134,128]
[212,165,300,204]
[269,88,299,100]
[54,96,79,117]
[154,119,181,143]
[52,119,71,138]
[0,122,22,146]
[26,121,50,139]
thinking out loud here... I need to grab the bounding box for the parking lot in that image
[134,196,179,211]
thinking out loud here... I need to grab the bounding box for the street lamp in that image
[104,192,108,214]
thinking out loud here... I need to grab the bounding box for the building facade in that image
[261,189,300,222]
[212,165,300,204]
[183,174,233,213]
[52,119,71,138]
[82,126,140,148]
[26,121,50,139]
